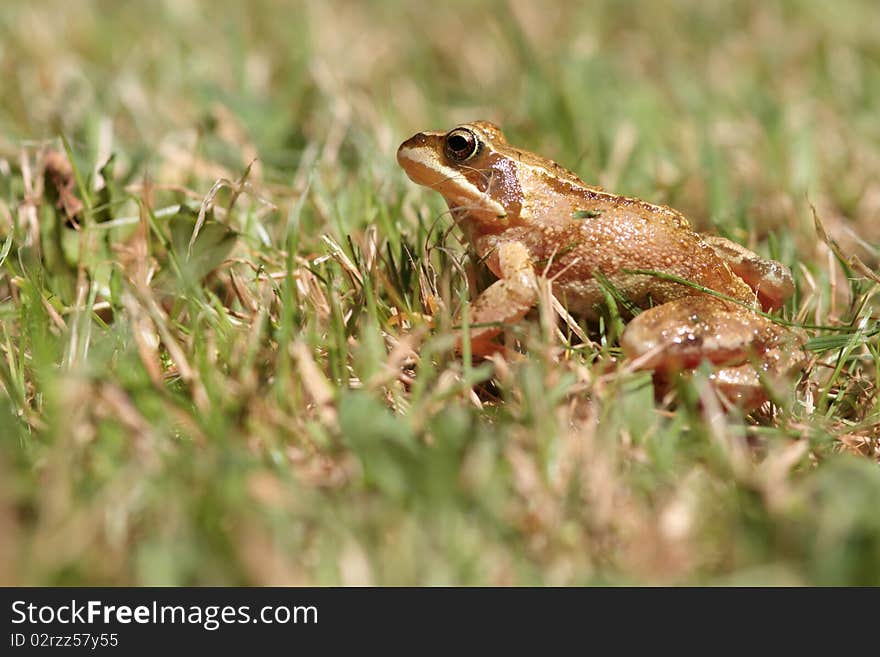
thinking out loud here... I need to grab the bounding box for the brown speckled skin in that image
[397,121,805,406]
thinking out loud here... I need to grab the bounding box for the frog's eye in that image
[444,128,480,163]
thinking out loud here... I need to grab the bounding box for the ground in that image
[1,0,879,585]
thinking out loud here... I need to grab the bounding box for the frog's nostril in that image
[397,135,427,167]
[399,133,431,153]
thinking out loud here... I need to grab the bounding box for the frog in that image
[397,121,806,408]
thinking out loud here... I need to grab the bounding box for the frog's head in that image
[397,121,523,223]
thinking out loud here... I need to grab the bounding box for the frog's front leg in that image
[620,296,805,407]
[458,240,538,356]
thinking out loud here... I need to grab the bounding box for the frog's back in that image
[476,183,756,316]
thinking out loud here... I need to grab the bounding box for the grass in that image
[1,0,879,585]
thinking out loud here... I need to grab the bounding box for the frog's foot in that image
[709,352,803,409]
[457,240,538,357]
[702,236,795,311]
[653,350,806,410]
[621,296,805,408]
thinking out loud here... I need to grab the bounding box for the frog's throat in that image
[397,145,507,219]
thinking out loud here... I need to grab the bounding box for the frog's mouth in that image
[397,133,507,219]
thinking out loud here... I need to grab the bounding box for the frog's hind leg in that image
[620,295,805,407]
[620,296,801,370]
[458,240,538,356]
[702,236,795,311]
